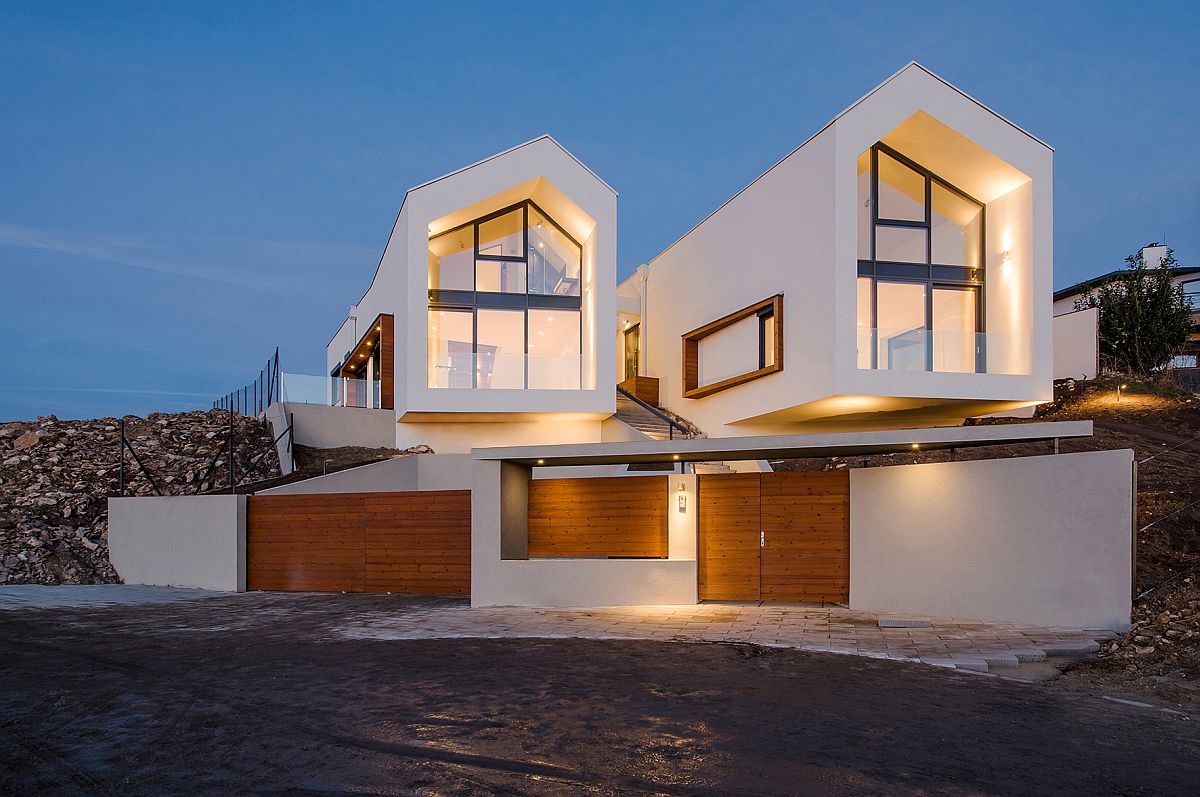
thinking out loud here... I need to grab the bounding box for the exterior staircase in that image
[615,390,684,441]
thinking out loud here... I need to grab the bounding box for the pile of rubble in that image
[1092,579,1200,681]
[1,411,280,585]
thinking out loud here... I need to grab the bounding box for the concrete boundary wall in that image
[259,454,472,495]
[284,402,395,449]
[849,449,1133,630]
[1053,307,1099,381]
[108,495,246,592]
[471,460,699,607]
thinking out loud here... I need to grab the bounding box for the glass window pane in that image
[876,281,926,371]
[875,225,927,264]
[428,309,474,388]
[933,288,978,373]
[528,309,580,389]
[857,150,872,260]
[476,309,525,389]
[477,208,523,258]
[856,277,872,369]
[877,151,925,222]
[427,229,474,291]
[931,183,982,267]
[761,314,776,368]
[528,207,582,296]
[476,259,526,293]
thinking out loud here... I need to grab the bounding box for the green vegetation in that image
[1075,246,1193,375]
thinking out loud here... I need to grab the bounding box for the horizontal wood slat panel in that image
[697,473,761,601]
[760,471,849,602]
[247,491,471,595]
[528,476,668,558]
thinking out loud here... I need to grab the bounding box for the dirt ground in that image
[2,594,1199,796]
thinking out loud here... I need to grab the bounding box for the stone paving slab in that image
[338,602,1112,675]
[0,584,228,609]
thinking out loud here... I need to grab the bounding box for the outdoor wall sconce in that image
[677,483,687,513]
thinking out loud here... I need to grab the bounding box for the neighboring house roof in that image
[1053,266,1200,302]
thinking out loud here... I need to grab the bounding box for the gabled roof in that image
[646,62,1049,268]
[405,134,617,199]
[1054,266,1200,301]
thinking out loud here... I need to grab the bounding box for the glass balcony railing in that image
[856,328,1031,375]
[280,373,375,407]
[429,353,583,390]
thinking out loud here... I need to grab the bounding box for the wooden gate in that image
[697,471,849,602]
[247,490,471,594]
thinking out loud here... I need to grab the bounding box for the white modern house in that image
[112,63,1137,633]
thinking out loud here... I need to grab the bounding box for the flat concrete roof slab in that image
[472,421,1093,466]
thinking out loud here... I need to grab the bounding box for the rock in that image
[13,431,40,450]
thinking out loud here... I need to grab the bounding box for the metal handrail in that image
[616,385,693,440]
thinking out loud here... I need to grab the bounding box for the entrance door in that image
[623,323,640,381]
[697,471,850,602]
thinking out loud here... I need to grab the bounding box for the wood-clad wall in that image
[697,471,849,602]
[760,471,849,602]
[527,475,668,558]
[247,490,470,594]
[697,473,762,600]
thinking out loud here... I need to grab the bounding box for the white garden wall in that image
[849,449,1133,630]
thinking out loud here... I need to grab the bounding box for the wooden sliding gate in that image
[246,490,471,594]
[697,471,849,602]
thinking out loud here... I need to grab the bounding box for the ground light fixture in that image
[1118,384,1128,402]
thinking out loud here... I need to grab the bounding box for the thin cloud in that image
[0,222,365,294]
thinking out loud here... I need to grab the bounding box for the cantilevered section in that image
[473,421,1092,467]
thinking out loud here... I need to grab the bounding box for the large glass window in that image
[428,309,473,388]
[528,206,581,296]
[476,309,525,389]
[857,143,985,372]
[528,309,581,389]
[932,287,978,373]
[876,281,927,371]
[427,200,583,389]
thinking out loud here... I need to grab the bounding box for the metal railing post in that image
[228,407,235,493]
[118,418,125,497]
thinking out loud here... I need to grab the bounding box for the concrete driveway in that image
[1,591,1195,795]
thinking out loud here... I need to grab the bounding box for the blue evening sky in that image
[1,2,1197,420]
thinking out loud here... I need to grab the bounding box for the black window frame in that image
[428,200,583,389]
[858,142,987,373]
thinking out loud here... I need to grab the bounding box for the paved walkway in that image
[341,601,1113,675]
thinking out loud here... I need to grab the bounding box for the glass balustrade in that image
[855,329,1031,375]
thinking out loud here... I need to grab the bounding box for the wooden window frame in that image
[681,294,783,399]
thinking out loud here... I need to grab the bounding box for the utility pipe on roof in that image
[636,263,650,376]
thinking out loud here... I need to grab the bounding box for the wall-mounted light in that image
[677,482,687,513]
[537,459,544,465]
[911,443,919,450]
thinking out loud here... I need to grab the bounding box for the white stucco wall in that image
[108,495,246,592]
[636,64,1052,436]
[284,403,395,449]
[1053,307,1099,380]
[849,449,1133,630]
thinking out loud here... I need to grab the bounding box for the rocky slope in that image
[0,411,280,585]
